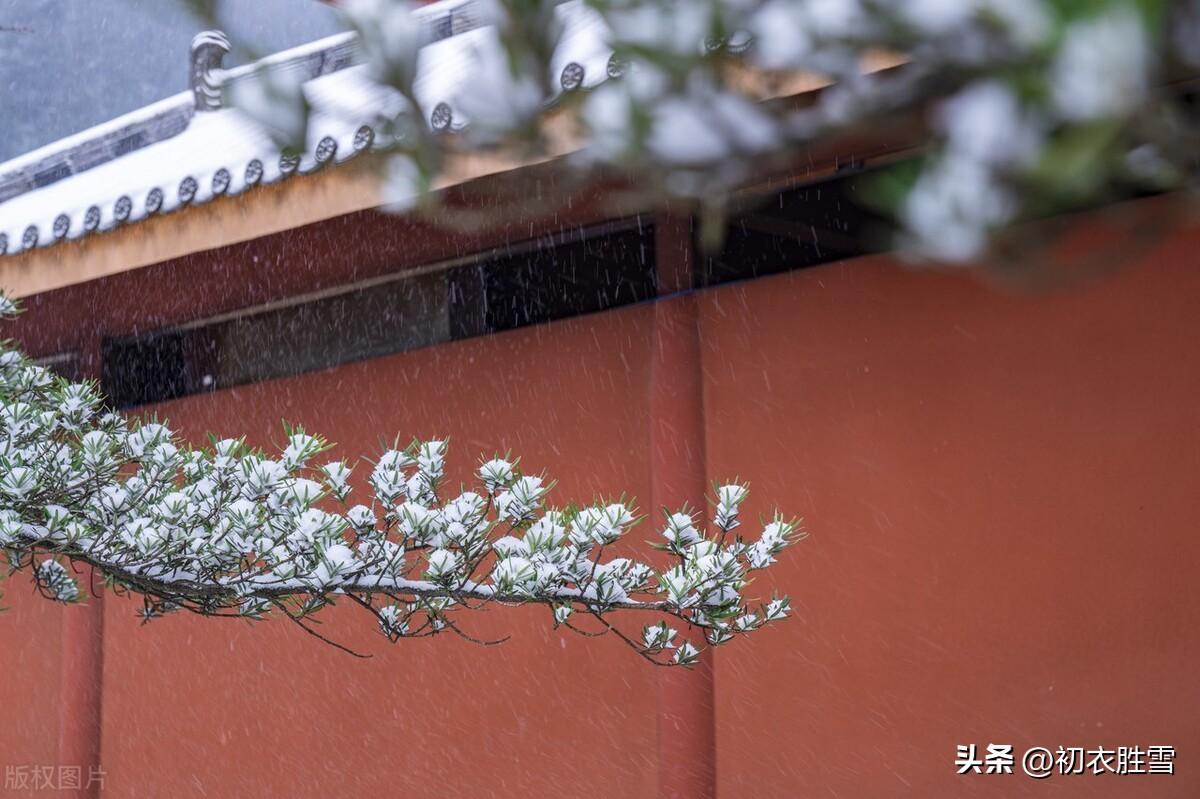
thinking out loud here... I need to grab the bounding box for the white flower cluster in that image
[0,301,800,663]
[305,0,1191,265]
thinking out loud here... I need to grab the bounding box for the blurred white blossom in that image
[1051,8,1151,122]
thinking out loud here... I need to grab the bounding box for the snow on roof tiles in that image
[0,0,612,258]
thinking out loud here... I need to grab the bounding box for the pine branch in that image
[0,297,801,664]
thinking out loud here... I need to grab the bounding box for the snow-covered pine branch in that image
[195,0,1200,265]
[0,297,801,663]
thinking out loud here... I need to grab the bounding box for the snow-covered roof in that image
[0,0,613,258]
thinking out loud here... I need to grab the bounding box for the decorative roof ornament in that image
[606,52,626,79]
[560,62,585,92]
[191,31,231,112]
[315,137,338,165]
[114,196,132,222]
[279,152,301,176]
[245,159,264,186]
[83,206,101,231]
[352,126,374,152]
[430,102,454,132]
[212,168,231,195]
[145,188,164,214]
[52,214,69,240]
[178,176,198,204]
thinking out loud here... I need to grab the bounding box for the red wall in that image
[99,305,661,798]
[3,199,1199,796]
[0,581,63,773]
[704,250,1200,797]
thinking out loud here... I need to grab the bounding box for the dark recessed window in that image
[103,329,209,408]
[101,217,656,408]
[448,218,656,339]
[697,170,888,287]
[103,272,446,409]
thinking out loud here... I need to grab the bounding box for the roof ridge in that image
[0,0,613,258]
[0,0,494,205]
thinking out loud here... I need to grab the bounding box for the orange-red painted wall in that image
[3,201,1199,797]
[0,582,63,772]
[98,305,661,798]
[704,251,1200,797]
